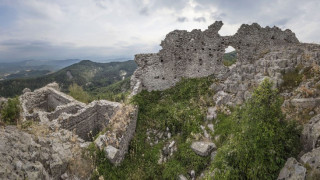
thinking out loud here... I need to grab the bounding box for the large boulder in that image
[191,141,216,156]
[277,158,306,180]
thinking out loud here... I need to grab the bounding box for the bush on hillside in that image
[1,97,20,124]
[68,83,91,103]
[212,79,301,179]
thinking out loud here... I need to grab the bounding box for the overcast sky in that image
[0,0,319,62]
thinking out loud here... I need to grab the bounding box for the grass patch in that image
[89,76,215,179]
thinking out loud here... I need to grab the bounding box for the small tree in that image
[68,83,91,103]
[1,97,20,125]
[213,79,301,179]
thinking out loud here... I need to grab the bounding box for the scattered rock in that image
[207,107,217,121]
[309,111,315,116]
[189,170,196,179]
[213,91,233,106]
[211,151,217,161]
[191,141,216,156]
[158,140,178,164]
[105,145,119,160]
[207,124,214,133]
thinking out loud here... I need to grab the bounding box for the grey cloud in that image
[211,12,226,21]
[271,18,290,26]
[139,7,149,16]
[194,17,206,23]
[177,17,188,23]
[0,39,159,62]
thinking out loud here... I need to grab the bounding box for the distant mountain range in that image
[0,59,81,75]
[0,60,137,97]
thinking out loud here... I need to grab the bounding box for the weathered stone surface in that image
[191,141,216,156]
[0,126,90,180]
[213,91,233,106]
[20,83,139,165]
[291,98,320,109]
[206,107,217,120]
[105,145,119,160]
[277,158,306,180]
[300,147,320,179]
[130,21,320,109]
[131,21,299,94]
[301,114,320,152]
[94,104,138,165]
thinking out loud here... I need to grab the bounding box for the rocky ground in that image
[0,123,93,180]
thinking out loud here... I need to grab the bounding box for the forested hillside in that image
[0,60,137,97]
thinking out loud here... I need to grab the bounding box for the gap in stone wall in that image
[222,46,237,66]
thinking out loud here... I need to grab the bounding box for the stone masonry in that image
[20,82,138,164]
[131,21,320,106]
[131,21,299,92]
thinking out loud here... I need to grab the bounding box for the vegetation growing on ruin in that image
[88,77,131,103]
[223,51,237,66]
[68,83,91,104]
[68,78,131,103]
[89,76,215,179]
[0,97,20,125]
[209,79,301,179]
[280,66,303,91]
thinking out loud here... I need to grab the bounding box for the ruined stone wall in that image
[59,101,121,141]
[131,21,300,92]
[20,83,138,164]
[20,83,77,117]
[94,104,138,165]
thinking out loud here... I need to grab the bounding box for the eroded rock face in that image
[277,158,306,180]
[0,126,91,180]
[302,114,320,152]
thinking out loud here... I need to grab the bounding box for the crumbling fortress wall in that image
[131,21,320,106]
[131,21,299,93]
[131,21,320,179]
[20,83,138,164]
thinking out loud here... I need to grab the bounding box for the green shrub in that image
[68,83,91,103]
[211,79,301,179]
[1,97,20,124]
[223,51,237,66]
[280,67,303,91]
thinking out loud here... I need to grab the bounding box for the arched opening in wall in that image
[223,46,237,66]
